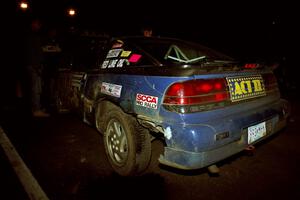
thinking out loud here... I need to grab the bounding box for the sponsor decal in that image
[102,59,128,69]
[136,93,158,109]
[121,50,132,57]
[108,59,118,68]
[128,54,142,63]
[100,82,122,98]
[226,75,266,102]
[101,60,109,68]
[116,59,127,67]
[106,49,122,58]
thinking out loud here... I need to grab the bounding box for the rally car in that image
[55,35,290,176]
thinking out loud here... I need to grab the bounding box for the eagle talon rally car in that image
[55,35,290,176]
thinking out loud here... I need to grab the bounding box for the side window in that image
[60,36,109,71]
[94,39,110,69]
[100,40,153,69]
[72,38,97,71]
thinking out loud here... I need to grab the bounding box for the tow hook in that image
[244,145,255,156]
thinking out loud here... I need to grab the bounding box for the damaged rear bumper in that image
[158,111,288,170]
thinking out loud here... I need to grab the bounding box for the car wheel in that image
[103,105,151,176]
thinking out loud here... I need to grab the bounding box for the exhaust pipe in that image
[207,164,220,174]
[245,145,255,156]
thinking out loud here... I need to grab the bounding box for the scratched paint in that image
[164,127,172,140]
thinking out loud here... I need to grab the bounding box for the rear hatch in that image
[162,63,279,113]
[126,36,280,113]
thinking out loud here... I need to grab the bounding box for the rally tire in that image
[103,105,151,176]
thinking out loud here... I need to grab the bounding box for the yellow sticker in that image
[121,50,132,57]
[226,75,266,102]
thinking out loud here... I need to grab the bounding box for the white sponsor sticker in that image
[101,82,122,98]
[101,60,109,68]
[108,59,118,68]
[117,59,126,67]
[106,49,122,58]
[136,93,158,109]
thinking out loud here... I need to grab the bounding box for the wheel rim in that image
[105,118,128,166]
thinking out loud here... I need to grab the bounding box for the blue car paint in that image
[81,69,288,170]
[158,110,285,169]
[60,36,289,171]
[160,97,282,152]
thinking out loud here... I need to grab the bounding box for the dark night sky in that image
[5,0,295,65]
[16,0,298,60]
[1,0,298,104]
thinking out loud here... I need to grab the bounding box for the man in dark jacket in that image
[25,18,50,117]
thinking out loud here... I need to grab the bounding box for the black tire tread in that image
[103,103,151,176]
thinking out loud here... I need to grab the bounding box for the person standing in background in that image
[25,17,50,117]
[42,27,62,111]
[141,25,153,37]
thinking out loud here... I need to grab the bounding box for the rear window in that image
[128,38,234,65]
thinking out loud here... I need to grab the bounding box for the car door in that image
[56,34,107,112]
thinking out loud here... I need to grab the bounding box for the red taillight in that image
[262,73,278,91]
[244,63,258,69]
[262,73,277,85]
[163,78,229,106]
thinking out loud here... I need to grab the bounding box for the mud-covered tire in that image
[103,105,151,176]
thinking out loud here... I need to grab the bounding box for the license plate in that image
[247,121,267,144]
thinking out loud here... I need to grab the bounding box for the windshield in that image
[128,37,234,65]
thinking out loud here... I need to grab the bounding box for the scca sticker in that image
[226,75,266,102]
[136,93,158,109]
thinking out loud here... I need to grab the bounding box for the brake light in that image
[262,73,278,92]
[244,63,258,69]
[163,78,229,113]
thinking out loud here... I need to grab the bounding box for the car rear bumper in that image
[158,99,290,170]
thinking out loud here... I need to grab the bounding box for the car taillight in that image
[262,73,278,92]
[163,78,229,113]
[243,63,258,69]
